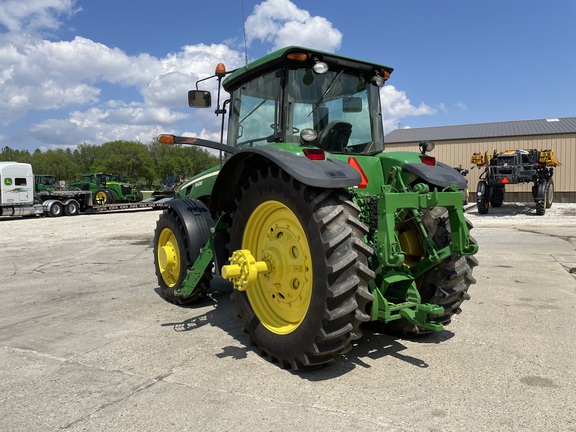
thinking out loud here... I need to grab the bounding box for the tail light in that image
[303,148,325,160]
[419,155,436,166]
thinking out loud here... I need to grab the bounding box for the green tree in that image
[0,146,32,163]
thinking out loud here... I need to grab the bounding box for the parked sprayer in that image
[153,47,479,369]
[471,149,560,215]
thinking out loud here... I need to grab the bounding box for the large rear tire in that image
[490,184,505,207]
[229,167,374,369]
[95,189,111,205]
[386,207,478,335]
[153,206,212,304]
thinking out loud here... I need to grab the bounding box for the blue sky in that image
[1,0,575,152]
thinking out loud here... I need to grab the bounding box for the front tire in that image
[153,206,212,304]
[229,167,374,369]
[476,181,490,214]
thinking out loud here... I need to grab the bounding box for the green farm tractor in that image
[70,173,143,205]
[153,47,478,369]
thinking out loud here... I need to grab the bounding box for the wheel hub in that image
[235,200,313,334]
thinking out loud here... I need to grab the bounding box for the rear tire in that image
[95,189,111,205]
[48,201,64,217]
[385,207,478,335]
[229,167,374,369]
[64,200,80,216]
[545,180,554,209]
[106,189,117,204]
[490,184,505,207]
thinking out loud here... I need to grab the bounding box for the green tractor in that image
[153,47,478,369]
[70,173,143,205]
[34,175,60,192]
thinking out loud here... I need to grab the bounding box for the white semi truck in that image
[0,162,168,217]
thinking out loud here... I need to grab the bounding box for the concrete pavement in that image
[1,209,575,431]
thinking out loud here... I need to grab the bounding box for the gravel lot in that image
[1,203,575,431]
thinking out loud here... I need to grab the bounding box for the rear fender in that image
[535,179,547,201]
[164,198,215,263]
[402,161,467,190]
[210,146,361,212]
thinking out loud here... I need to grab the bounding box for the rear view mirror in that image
[343,96,362,113]
[188,90,212,108]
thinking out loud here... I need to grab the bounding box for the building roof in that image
[384,117,576,144]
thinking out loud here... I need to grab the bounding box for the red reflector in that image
[419,155,436,166]
[501,177,509,184]
[347,157,368,188]
[302,148,325,160]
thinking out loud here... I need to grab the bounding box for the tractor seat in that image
[317,121,352,152]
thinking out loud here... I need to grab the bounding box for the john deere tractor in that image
[153,47,478,369]
[70,173,143,205]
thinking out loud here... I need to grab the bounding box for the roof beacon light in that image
[215,63,226,78]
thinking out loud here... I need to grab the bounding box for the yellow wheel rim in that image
[95,191,107,204]
[396,218,425,267]
[157,227,181,287]
[243,200,313,335]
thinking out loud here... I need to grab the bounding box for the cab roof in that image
[223,46,394,92]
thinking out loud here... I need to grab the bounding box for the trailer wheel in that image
[47,201,64,217]
[476,181,490,214]
[153,206,212,304]
[64,200,80,216]
[545,179,554,209]
[228,167,374,369]
[385,207,478,335]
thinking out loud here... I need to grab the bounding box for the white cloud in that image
[0,0,78,32]
[245,0,342,52]
[0,0,435,151]
[380,85,436,132]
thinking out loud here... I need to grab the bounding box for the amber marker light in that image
[158,134,175,144]
[215,63,226,77]
[286,52,308,62]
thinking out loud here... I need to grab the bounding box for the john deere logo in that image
[4,178,12,186]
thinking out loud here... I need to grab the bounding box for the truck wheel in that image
[387,207,478,335]
[476,181,490,214]
[490,184,505,207]
[64,200,80,216]
[153,207,212,304]
[228,167,374,369]
[545,180,554,209]
[48,201,64,217]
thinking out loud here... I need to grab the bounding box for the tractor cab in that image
[189,47,392,156]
